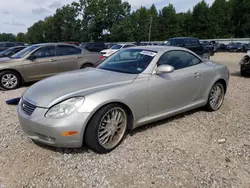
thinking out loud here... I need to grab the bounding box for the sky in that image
[0,0,215,34]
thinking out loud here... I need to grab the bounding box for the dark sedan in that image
[0,46,26,58]
[228,43,250,52]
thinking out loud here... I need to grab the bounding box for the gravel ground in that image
[1,52,250,188]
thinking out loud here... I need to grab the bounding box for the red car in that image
[63,42,80,46]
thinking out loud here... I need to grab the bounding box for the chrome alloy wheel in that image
[209,84,224,110]
[1,74,18,89]
[98,107,127,149]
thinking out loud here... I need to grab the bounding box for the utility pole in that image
[148,16,153,42]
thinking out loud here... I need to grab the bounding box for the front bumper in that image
[18,103,91,148]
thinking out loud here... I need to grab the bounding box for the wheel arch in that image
[82,101,135,145]
[215,78,227,94]
[80,62,94,68]
[0,69,24,83]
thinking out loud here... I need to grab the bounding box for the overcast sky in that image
[0,0,214,34]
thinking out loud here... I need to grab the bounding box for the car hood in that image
[23,68,137,108]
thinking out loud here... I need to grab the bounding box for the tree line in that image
[1,0,250,44]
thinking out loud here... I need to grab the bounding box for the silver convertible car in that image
[18,46,229,153]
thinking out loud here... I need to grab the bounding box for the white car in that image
[100,44,136,57]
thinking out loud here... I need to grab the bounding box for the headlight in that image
[45,97,84,119]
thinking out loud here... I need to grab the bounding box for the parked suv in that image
[164,37,212,59]
[0,42,25,52]
[0,43,101,90]
[80,42,106,52]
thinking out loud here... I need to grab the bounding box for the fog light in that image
[61,131,78,136]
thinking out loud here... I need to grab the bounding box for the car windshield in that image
[0,48,13,55]
[11,45,40,59]
[98,49,157,74]
[111,45,122,49]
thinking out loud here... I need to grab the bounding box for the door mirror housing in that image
[28,55,36,61]
[156,65,174,74]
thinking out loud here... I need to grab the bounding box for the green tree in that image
[73,0,131,41]
[16,32,27,42]
[159,4,179,40]
[0,33,16,42]
[231,0,250,37]
[26,21,46,44]
[209,0,233,38]
[192,0,210,38]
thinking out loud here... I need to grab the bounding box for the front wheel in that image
[206,82,225,111]
[0,70,21,90]
[84,104,128,154]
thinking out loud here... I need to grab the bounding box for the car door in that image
[148,50,202,116]
[56,45,83,72]
[22,45,59,81]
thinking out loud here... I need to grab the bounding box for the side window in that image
[33,46,56,58]
[6,43,15,47]
[189,53,202,66]
[184,39,190,45]
[157,51,193,70]
[58,45,82,56]
[190,39,199,45]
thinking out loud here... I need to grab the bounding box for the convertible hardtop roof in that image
[30,43,79,47]
[131,45,189,53]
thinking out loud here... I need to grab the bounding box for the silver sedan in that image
[18,46,229,153]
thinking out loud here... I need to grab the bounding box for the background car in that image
[18,46,229,154]
[63,41,80,46]
[105,43,116,49]
[239,50,250,76]
[164,37,212,59]
[0,42,25,52]
[100,43,136,57]
[0,46,26,58]
[0,43,101,90]
[80,42,107,52]
[214,43,227,52]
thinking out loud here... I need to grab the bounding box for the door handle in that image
[49,59,56,62]
[193,72,201,78]
[76,56,81,59]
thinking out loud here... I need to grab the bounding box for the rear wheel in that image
[84,104,128,154]
[206,82,225,111]
[0,70,21,90]
[81,63,93,69]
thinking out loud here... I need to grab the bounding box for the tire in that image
[84,104,128,154]
[0,70,22,90]
[81,63,93,69]
[206,82,225,111]
[241,69,248,77]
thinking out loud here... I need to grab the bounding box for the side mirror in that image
[28,55,36,61]
[156,65,174,74]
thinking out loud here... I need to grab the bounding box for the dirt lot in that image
[0,52,250,188]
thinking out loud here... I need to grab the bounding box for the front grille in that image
[21,99,36,116]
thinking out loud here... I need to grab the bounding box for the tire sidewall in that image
[84,103,128,153]
[0,71,21,90]
[207,82,225,111]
